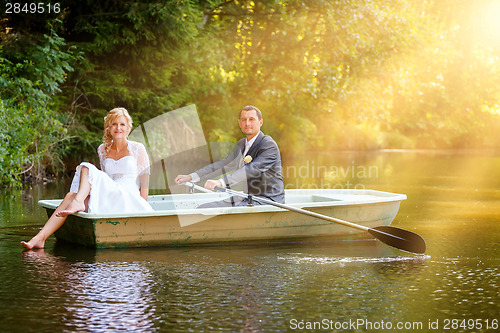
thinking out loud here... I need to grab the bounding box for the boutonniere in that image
[244,155,253,164]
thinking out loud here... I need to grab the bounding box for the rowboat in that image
[38,188,407,248]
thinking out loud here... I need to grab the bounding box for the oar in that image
[184,182,426,254]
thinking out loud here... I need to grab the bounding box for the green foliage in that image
[2,0,500,187]
[196,0,500,150]
[0,31,78,187]
[59,0,203,124]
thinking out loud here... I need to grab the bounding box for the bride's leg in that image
[56,166,91,217]
[21,192,77,249]
[21,166,92,250]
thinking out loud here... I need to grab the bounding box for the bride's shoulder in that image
[97,144,107,156]
[97,144,107,163]
[127,140,146,149]
[127,140,147,154]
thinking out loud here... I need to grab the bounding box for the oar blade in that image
[368,226,426,254]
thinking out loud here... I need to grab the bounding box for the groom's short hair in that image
[240,105,262,120]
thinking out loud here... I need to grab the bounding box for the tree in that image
[0,29,78,186]
[2,0,500,187]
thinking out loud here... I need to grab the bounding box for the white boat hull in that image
[38,189,406,248]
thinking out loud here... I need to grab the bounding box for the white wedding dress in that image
[69,141,154,214]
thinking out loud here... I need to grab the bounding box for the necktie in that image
[239,142,250,167]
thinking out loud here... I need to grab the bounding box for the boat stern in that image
[39,200,98,247]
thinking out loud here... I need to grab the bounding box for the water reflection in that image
[423,257,500,318]
[3,150,500,331]
[21,248,157,332]
[13,233,500,331]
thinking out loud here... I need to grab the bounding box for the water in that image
[1,150,499,332]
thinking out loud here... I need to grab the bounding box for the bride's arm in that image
[134,142,151,201]
[139,174,149,201]
[97,144,106,171]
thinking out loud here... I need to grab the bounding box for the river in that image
[0,150,499,332]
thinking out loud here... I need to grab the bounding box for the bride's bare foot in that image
[20,236,45,250]
[56,199,85,217]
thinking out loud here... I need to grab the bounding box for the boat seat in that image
[311,195,342,202]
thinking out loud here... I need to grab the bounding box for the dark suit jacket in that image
[194,132,285,203]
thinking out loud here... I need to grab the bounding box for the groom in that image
[175,105,284,207]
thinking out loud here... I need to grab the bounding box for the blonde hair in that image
[103,107,133,153]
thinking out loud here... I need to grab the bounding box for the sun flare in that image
[478,1,500,45]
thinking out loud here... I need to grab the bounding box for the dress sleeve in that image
[97,144,106,172]
[130,141,151,176]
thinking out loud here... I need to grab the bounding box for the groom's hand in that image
[175,174,192,185]
[204,179,222,191]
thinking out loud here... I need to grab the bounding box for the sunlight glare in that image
[479,1,500,45]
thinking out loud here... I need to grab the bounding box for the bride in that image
[21,107,153,250]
